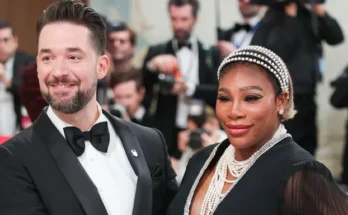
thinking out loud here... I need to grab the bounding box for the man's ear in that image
[97,54,110,80]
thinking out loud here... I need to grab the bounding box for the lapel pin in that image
[131,149,138,158]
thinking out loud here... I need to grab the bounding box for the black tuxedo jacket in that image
[141,40,221,153]
[0,109,178,215]
[6,51,35,129]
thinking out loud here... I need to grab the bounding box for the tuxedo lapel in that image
[165,40,176,56]
[103,111,152,215]
[197,41,208,83]
[32,110,108,215]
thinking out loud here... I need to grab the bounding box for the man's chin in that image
[50,102,81,114]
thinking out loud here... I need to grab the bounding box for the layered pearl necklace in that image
[195,124,290,215]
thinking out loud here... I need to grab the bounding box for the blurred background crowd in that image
[1,0,348,188]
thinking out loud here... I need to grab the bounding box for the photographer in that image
[330,65,348,189]
[142,0,221,157]
[245,0,344,155]
[174,103,227,183]
[109,70,156,127]
[218,0,263,57]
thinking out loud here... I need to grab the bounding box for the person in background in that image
[110,70,156,127]
[142,0,221,158]
[218,0,262,57]
[174,104,227,183]
[107,21,137,74]
[330,64,348,191]
[0,19,35,135]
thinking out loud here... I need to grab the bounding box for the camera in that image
[158,73,175,95]
[109,103,128,118]
[249,0,325,5]
[186,100,210,150]
[188,128,211,150]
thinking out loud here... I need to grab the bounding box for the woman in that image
[166,46,348,215]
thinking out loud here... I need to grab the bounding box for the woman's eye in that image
[245,95,262,102]
[217,95,230,102]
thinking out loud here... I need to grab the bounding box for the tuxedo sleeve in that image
[153,129,179,209]
[318,12,344,45]
[193,84,218,109]
[194,46,220,108]
[0,146,47,215]
[141,46,163,110]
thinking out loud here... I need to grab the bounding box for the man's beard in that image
[41,78,97,114]
[174,29,191,42]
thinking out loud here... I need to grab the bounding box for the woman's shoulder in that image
[269,137,316,164]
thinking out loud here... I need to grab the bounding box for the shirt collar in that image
[133,106,145,121]
[46,102,107,139]
[247,16,261,28]
[4,54,15,71]
[173,35,197,46]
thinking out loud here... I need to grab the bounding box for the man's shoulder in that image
[0,127,34,156]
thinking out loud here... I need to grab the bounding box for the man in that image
[218,0,262,57]
[0,1,177,215]
[142,0,220,157]
[110,70,155,127]
[107,21,137,73]
[0,20,35,135]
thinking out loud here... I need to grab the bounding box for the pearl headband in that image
[217,45,290,96]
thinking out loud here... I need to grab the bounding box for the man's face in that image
[37,23,109,114]
[107,30,134,62]
[113,81,145,117]
[238,0,261,19]
[169,4,197,42]
[0,28,18,63]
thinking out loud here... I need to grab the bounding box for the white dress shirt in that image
[133,106,146,122]
[0,55,16,136]
[173,36,200,129]
[46,104,137,215]
[231,16,261,48]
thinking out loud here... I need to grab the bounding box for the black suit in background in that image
[220,6,344,155]
[131,112,157,128]
[330,65,348,185]
[5,51,35,129]
[142,40,221,157]
[0,108,178,215]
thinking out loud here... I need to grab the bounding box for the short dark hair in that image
[0,19,15,36]
[168,0,200,17]
[36,0,106,55]
[108,21,137,46]
[109,70,143,91]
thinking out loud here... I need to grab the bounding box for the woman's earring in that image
[279,109,284,115]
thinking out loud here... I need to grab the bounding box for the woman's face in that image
[216,63,287,152]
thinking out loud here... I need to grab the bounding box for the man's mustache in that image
[46,77,80,85]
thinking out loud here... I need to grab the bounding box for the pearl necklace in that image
[184,124,290,215]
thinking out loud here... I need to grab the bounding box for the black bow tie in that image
[235,23,252,32]
[177,41,192,50]
[63,122,110,157]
